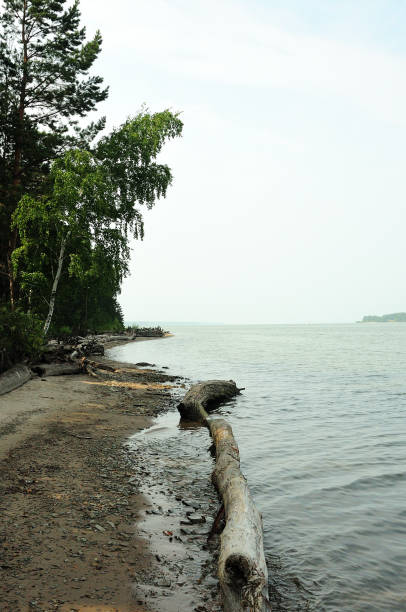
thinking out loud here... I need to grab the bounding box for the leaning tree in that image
[12,110,183,335]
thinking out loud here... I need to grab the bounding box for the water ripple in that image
[108,323,406,611]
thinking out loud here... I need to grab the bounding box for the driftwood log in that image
[209,416,268,611]
[0,364,31,396]
[81,358,115,374]
[178,380,240,421]
[99,334,136,343]
[81,357,122,378]
[30,358,115,379]
[178,381,268,611]
[31,363,82,377]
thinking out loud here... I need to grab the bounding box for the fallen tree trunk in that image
[0,364,31,396]
[208,416,268,612]
[178,381,268,611]
[178,380,240,421]
[31,363,82,377]
[32,357,116,380]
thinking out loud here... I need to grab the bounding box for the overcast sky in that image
[80,0,406,324]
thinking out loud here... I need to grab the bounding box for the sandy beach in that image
[0,347,221,612]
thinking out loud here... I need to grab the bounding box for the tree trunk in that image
[178,381,268,611]
[7,1,29,308]
[7,229,18,309]
[43,230,71,336]
[12,0,28,188]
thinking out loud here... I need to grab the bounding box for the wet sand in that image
[0,353,221,611]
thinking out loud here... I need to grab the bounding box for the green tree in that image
[0,305,43,372]
[0,0,108,305]
[12,110,183,335]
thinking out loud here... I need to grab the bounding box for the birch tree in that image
[12,110,183,335]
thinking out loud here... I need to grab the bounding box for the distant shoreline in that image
[360,312,406,323]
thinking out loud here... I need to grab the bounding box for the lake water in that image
[108,324,406,611]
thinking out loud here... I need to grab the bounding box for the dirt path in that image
[0,361,221,612]
[0,365,169,611]
[0,374,117,460]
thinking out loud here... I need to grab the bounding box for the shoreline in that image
[0,342,221,611]
[104,332,173,350]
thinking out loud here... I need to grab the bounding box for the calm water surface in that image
[108,324,406,611]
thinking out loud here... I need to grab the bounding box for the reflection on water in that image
[108,324,406,611]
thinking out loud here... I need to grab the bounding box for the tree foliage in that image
[0,305,43,372]
[0,0,107,302]
[12,110,183,334]
[0,0,183,355]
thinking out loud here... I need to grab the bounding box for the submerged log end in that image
[177,400,207,421]
[178,380,241,421]
[219,523,269,612]
[220,553,268,612]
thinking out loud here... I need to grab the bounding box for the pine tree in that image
[0,0,108,305]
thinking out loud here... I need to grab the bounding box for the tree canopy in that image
[12,111,183,335]
[0,0,108,304]
[0,0,183,367]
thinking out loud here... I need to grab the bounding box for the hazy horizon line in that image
[125,320,369,326]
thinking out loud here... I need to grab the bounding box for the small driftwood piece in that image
[31,363,82,377]
[178,381,268,611]
[177,380,240,421]
[0,364,31,396]
[80,357,118,378]
[81,358,99,378]
[81,358,115,373]
[67,433,93,440]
